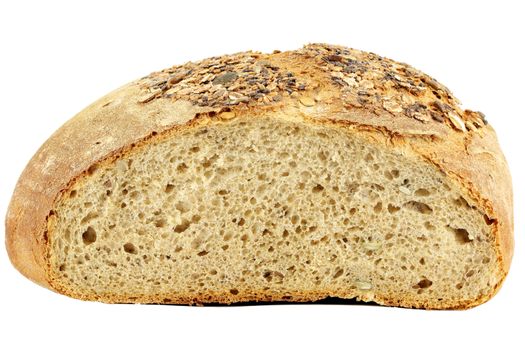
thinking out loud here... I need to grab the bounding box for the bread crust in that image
[5,44,513,309]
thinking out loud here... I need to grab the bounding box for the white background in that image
[1,1,523,349]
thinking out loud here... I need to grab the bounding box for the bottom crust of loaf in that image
[51,285,504,310]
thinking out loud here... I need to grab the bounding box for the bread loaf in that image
[5,43,513,309]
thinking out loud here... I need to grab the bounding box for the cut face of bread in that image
[49,115,501,308]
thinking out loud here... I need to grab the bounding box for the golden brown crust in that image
[410,128,513,274]
[43,277,504,310]
[5,43,513,308]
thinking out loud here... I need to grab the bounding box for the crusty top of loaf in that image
[138,43,487,134]
[5,44,513,294]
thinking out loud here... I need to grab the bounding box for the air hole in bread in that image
[387,204,400,214]
[404,201,433,214]
[176,162,188,173]
[155,219,167,228]
[484,214,496,226]
[333,268,344,279]
[82,227,97,245]
[173,219,190,233]
[80,212,99,224]
[86,164,99,175]
[454,196,471,209]
[450,227,473,244]
[424,221,436,230]
[123,243,138,254]
[175,201,191,213]
[415,278,433,289]
[203,155,218,168]
[415,188,431,196]
[312,184,324,193]
[263,271,272,282]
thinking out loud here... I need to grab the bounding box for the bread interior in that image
[49,115,501,307]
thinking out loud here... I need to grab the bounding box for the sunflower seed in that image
[299,96,316,107]
[399,186,411,195]
[363,242,381,251]
[355,281,372,290]
[219,112,236,120]
[213,71,238,85]
[447,111,467,132]
[383,99,403,113]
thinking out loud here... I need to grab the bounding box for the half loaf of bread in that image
[6,44,513,309]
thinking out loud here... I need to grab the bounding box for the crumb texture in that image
[49,117,500,307]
